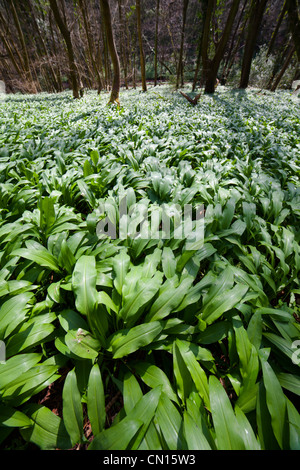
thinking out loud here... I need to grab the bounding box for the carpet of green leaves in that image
[0,86,299,450]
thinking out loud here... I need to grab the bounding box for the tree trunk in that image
[176,0,189,89]
[8,0,37,93]
[49,0,80,99]
[202,0,240,94]
[267,1,288,57]
[271,44,295,91]
[118,0,128,89]
[136,0,147,91]
[78,0,103,93]
[286,0,300,61]
[239,0,268,89]
[192,0,209,91]
[154,0,160,86]
[100,0,121,104]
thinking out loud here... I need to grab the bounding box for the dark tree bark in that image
[100,0,121,104]
[176,0,189,89]
[78,0,103,93]
[136,0,147,92]
[8,0,37,92]
[286,0,300,61]
[202,0,240,94]
[49,0,81,98]
[154,0,160,86]
[270,44,295,91]
[239,0,268,89]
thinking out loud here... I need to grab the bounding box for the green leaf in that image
[156,392,186,450]
[234,405,261,450]
[65,328,100,360]
[0,405,32,428]
[260,355,288,449]
[175,340,210,409]
[201,283,248,325]
[87,364,106,436]
[12,240,60,272]
[0,292,34,340]
[107,321,163,359]
[0,353,42,390]
[5,323,55,357]
[72,255,97,318]
[88,418,143,450]
[133,361,179,405]
[21,404,72,450]
[162,247,176,279]
[112,250,131,296]
[123,371,143,414]
[119,271,163,327]
[146,276,193,322]
[62,369,83,446]
[183,411,211,450]
[209,375,245,450]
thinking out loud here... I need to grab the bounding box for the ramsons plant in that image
[0,86,299,450]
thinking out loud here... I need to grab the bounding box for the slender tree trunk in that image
[192,0,209,91]
[202,0,240,94]
[49,10,63,92]
[267,1,288,57]
[118,0,128,89]
[8,0,37,93]
[49,0,80,98]
[154,0,160,86]
[136,0,147,91]
[286,0,300,61]
[100,0,121,104]
[78,0,103,92]
[239,0,268,89]
[271,44,295,91]
[176,0,189,89]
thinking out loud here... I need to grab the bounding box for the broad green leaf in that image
[88,418,143,450]
[201,283,248,325]
[0,405,32,428]
[62,369,83,446]
[256,381,281,450]
[58,309,89,332]
[260,355,288,449]
[107,321,163,359]
[12,240,60,272]
[123,371,143,414]
[156,392,186,450]
[277,372,300,396]
[146,276,193,322]
[0,292,34,340]
[286,398,300,450]
[175,340,210,409]
[5,323,55,357]
[183,411,211,450]
[72,255,97,318]
[173,341,194,404]
[112,250,130,295]
[2,365,60,405]
[119,271,163,327]
[162,247,176,279]
[209,375,245,450]
[65,328,100,360]
[21,404,72,450]
[0,353,42,390]
[126,386,162,450]
[87,364,106,436]
[133,361,179,405]
[234,405,261,450]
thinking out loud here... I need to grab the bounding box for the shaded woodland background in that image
[0,0,299,98]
